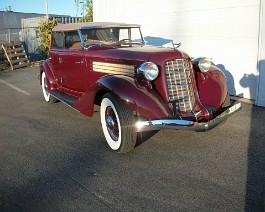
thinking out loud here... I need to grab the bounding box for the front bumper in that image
[136,101,242,132]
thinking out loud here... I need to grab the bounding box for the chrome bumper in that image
[136,101,242,132]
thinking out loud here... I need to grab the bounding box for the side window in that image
[81,29,118,45]
[96,29,118,42]
[119,28,129,41]
[64,31,82,50]
[52,31,64,49]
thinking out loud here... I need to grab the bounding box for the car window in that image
[52,31,64,49]
[64,31,82,50]
[82,29,117,44]
[81,27,144,46]
[52,31,82,50]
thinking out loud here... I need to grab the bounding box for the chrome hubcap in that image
[42,74,49,97]
[105,106,119,141]
[107,116,115,130]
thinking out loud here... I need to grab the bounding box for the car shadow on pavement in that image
[217,61,265,211]
[240,61,265,211]
[244,105,265,211]
[136,130,159,147]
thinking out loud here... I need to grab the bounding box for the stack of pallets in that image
[1,41,29,70]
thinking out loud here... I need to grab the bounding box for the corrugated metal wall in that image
[21,16,47,61]
[94,0,263,104]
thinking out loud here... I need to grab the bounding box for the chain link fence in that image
[0,28,21,43]
[0,27,42,63]
[0,16,82,68]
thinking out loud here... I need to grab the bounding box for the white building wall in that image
[256,0,265,106]
[94,0,262,104]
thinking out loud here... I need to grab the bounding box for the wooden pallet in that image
[1,41,29,70]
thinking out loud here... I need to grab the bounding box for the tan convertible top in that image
[52,22,141,32]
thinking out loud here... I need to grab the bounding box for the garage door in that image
[94,0,260,100]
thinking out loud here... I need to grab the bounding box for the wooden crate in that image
[1,41,29,70]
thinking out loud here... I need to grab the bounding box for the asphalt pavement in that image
[0,67,265,211]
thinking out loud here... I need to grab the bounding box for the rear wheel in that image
[41,72,57,103]
[100,93,136,153]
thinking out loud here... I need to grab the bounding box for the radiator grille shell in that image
[165,59,196,112]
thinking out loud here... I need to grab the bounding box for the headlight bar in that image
[137,62,159,81]
[192,57,211,72]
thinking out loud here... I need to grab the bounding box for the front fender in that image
[40,59,57,90]
[196,65,228,110]
[74,75,172,119]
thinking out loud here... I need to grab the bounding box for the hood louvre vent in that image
[93,61,135,76]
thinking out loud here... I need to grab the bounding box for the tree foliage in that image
[38,19,57,56]
[0,6,13,12]
[75,0,93,22]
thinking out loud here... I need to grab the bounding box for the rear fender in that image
[73,75,172,119]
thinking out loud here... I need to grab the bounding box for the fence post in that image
[8,28,11,43]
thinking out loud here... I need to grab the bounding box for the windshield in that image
[80,27,144,47]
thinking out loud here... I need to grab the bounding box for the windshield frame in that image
[79,26,145,49]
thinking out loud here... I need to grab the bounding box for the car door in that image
[50,30,89,93]
[59,48,88,92]
[49,31,64,88]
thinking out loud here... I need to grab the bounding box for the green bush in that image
[38,19,57,57]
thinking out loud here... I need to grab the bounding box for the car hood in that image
[85,45,187,64]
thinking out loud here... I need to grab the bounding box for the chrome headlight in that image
[198,57,211,73]
[137,62,159,81]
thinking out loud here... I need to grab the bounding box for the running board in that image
[50,90,79,107]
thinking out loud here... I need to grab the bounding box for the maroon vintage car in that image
[40,22,241,153]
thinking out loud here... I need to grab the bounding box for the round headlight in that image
[198,57,211,72]
[138,62,159,81]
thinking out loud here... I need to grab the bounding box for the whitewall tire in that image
[41,72,56,103]
[100,93,136,153]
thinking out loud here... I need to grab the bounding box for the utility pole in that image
[45,0,49,19]
[80,1,84,19]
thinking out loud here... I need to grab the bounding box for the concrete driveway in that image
[0,67,264,211]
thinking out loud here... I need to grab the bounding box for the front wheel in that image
[100,93,136,153]
[41,72,57,103]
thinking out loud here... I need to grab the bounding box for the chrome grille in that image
[165,59,195,112]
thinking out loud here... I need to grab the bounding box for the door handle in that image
[75,61,84,64]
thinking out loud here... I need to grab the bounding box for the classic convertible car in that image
[40,22,241,153]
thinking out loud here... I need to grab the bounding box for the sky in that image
[0,0,81,17]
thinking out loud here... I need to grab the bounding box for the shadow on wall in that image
[213,62,258,100]
[240,74,257,100]
[144,36,173,47]
[215,64,236,96]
